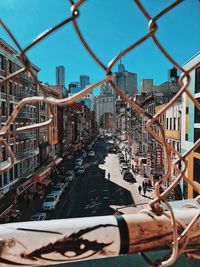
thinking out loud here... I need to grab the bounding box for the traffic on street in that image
[1,134,155,223]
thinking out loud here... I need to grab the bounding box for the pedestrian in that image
[142,181,145,189]
[138,185,142,195]
[108,172,110,180]
[143,186,146,196]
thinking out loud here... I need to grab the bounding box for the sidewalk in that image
[100,152,155,214]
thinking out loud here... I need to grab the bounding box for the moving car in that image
[30,212,47,221]
[88,150,95,157]
[123,172,136,183]
[76,165,85,175]
[120,164,129,174]
[42,193,59,211]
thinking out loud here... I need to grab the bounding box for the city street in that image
[14,138,155,222]
[58,139,154,219]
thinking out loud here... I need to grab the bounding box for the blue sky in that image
[0,0,199,95]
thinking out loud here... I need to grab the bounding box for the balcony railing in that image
[16,132,37,140]
[16,149,39,160]
[17,112,37,119]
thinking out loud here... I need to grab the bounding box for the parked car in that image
[119,159,126,165]
[88,150,95,157]
[120,164,129,174]
[108,147,113,153]
[76,158,83,166]
[63,170,75,183]
[86,145,92,151]
[123,172,136,182]
[82,150,87,158]
[42,193,59,211]
[30,212,47,221]
[52,183,66,199]
[118,153,124,159]
[76,165,85,175]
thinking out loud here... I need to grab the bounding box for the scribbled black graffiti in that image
[18,223,116,262]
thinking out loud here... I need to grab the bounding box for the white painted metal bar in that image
[0,208,199,266]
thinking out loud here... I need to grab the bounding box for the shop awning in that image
[38,178,52,187]
[33,167,51,182]
[55,157,63,165]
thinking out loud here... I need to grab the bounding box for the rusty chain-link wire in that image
[0,0,200,266]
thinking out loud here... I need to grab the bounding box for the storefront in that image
[33,166,52,197]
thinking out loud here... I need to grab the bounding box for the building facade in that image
[80,75,90,90]
[113,62,138,97]
[0,38,39,200]
[181,52,200,199]
[140,68,179,94]
[94,83,115,127]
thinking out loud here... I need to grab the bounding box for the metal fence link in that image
[0,0,199,265]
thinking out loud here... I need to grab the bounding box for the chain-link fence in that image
[0,0,200,266]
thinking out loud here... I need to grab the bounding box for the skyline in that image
[0,0,199,95]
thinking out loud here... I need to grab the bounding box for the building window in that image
[9,103,13,116]
[14,164,18,178]
[195,67,200,94]
[166,118,169,129]
[194,98,200,123]
[0,174,2,188]
[0,83,5,93]
[173,118,176,130]
[170,118,172,130]
[9,81,13,95]
[9,168,14,181]
[178,117,180,131]
[193,157,200,197]
[177,142,180,152]
[1,102,6,116]
[3,172,8,186]
[194,128,200,153]
[8,60,12,73]
[0,54,4,70]
[185,133,188,141]
[186,107,189,114]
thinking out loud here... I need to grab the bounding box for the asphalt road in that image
[8,138,150,223]
[57,139,134,219]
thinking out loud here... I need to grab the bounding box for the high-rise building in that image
[80,75,90,90]
[113,62,138,97]
[94,83,115,127]
[68,82,80,94]
[56,66,65,86]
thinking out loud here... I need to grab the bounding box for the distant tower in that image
[118,59,125,73]
[56,66,65,86]
[113,61,138,97]
[80,75,90,89]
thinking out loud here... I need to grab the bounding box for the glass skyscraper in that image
[56,66,65,86]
